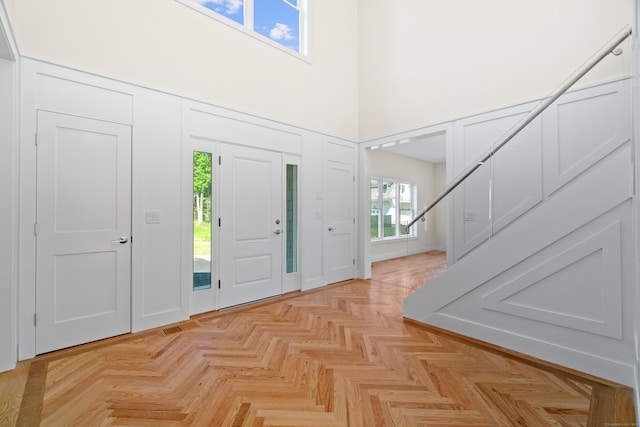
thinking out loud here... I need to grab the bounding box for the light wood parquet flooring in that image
[0,251,635,426]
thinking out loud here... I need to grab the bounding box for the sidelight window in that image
[286,164,298,273]
[193,151,213,290]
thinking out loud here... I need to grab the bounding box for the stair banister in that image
[407,24,632,230]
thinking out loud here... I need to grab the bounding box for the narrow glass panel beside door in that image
[193,151,212,290]
[286,164,298,274]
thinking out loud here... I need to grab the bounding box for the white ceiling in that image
[377,131,446,164]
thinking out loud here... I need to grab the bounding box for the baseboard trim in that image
[404,317,637,426]
[371,247,445,263]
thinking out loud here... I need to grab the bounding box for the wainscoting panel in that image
[451,102,542,260]
[482,221,623,339]
[543,79,631,196]
[36,73,133,125]
[187,105,303,156]
[404,79,635,385]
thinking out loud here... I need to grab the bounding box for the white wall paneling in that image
[482,220,623,339]
[18,59,357,359]
[404,78,635,385]
[0,56,17,372]
[19,59,136,359]
[358,145,372,279]
[633,0,640,408]
[451,102,543,262]
[187,104,303,155]
[543,79,631,196]
[301,132,326,290]
[36,74,133,125]
[131,90,187,332]
[0,0,18,373]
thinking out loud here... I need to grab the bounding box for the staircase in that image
[403,28,636,387]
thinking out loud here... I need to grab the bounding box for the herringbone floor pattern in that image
[1,252,634,426]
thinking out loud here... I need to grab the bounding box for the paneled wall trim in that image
[17,58,356,362]
[404,78,635,386]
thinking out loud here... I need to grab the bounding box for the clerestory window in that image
[178,0,308,56]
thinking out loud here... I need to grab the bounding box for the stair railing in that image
[406,25,632,230]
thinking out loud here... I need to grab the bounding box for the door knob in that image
[274,229,282,235]
[328,227,334,231]
[111,236,128,244]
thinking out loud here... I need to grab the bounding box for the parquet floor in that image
[0,251,635,426]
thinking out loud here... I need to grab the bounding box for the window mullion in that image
[298,0,306,54]
[395,181,400,237]
[377,179,383,239]
[245,0,254,32]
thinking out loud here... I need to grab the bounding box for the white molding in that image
[404,141,634,383]
[0,55,18,372]
[358,77,633,149]
[425,313,635,387]
[18,59,38,360]
[0,0,18,60]
[543,80,631,197]
[370,247,445,263]
[632,0,640,411]
[16,58,351,360]
[20,55,352,143]
[483,221,623,339]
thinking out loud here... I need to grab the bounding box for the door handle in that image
[328,227,334,231]
[111,236,129,244]
[273,229,282,235]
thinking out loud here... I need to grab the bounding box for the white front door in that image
[36,111,132,354]
[324,161,355,283]
[219,144,282,308]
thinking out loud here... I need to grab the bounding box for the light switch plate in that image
[145,211,160,224]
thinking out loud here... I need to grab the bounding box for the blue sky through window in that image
[188,0,302,53]
[193,0,245,25]
[254,0,300,52]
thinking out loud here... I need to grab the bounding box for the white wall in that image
[8,0,359,140]
[358,0,633,140]
[369,149,445,261]
[0,0,18,373]
[0,57,17,372]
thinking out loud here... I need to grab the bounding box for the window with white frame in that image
[179,0,307,55]
[370,178,417,241]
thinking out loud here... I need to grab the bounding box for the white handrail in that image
[407,25,632,229]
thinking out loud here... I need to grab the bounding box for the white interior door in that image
[36,111,132,354]
[219,144,282,308]
[324,161,354,283]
